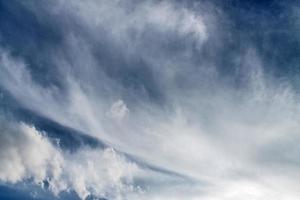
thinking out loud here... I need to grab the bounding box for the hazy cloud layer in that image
[0,0,300,199]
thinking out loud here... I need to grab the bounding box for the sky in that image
[0,0,300,199]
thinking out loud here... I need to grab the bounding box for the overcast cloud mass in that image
[1,0,300,199]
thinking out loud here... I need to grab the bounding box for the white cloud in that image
[61,148,138,200]
[0,120,140,199]
[0,122,62,184]
[107,100,129,121]
[0,1,300,200]
[57,0,208,43]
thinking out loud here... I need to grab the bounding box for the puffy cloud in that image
[107,100,129,121]
[0,121,62,184]
[0,119,140,199]
[61,148,139,200]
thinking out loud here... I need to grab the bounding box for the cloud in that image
[57,0,208,42]
[0,0,300,200]
[0,121,62,184]
[0,119,141,200]
[107,100,129,121]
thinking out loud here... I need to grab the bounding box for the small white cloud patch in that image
[107,100,129,121]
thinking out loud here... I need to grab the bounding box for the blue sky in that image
[0,0,300,199]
